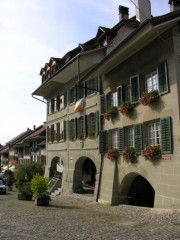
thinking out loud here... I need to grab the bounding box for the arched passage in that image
[119,173,155,208]
[73,157,96,194]
[49,157,64,179]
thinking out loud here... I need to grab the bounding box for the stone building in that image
[33,0,180,209]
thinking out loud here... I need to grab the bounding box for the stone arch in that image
[119,172,155,208]
[49,156,64,180]
[73,155,97,194]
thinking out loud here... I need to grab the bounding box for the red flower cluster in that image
[105,149,119,161]
[119,101,133,116]
[139,90,159,106]
[122,147,136,161]
[142,145,161,160]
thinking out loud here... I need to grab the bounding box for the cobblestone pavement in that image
[1,190,180,240]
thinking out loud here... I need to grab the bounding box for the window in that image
[88,113,96,137]
[87,78,96,95]
[60,122,64,140]
[69,119,76,140]
[70,87,76,103]
[126,85,130,102]
[148,122,161,145]
[60,94,64,109]
[111,91,118,107]
[111,130,118,149]
[127,127,135,147]
[78,116,84,139]
[146,71,158,92]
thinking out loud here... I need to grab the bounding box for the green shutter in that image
[117,85,123,107]
[95,111,99,136]
[118,128,124,153]
[83,115,87,138]
[97,76,102,94]
[99,131,107,154]
[74,118,77,139]
[63,121,67,140]
[158,60,169,95]
[83,82,87,97]
[160,117,172,154]
[51,124,54,142]
[134,124,142,154]
[130,75,140,104]
[100,94,106,115]
[57,123,60,142]
[51,99,54,113]
[64,92,67,107]
[57,95,60,110]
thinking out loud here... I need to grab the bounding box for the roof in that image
[5,129,32,146]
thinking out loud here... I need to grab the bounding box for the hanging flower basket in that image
[119,101,133,116]
[122,147,136,162]
[105,148,119,161]
[104,106,118,121]
[139,90,159,106]
[141,145,161,160]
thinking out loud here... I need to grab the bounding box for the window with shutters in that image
[127,127,135,147]
[78,116,84,139]
[87,78,96,95]
[69,119,75,140]
[60,94,64,109]
[148,122,161,145]
[60,121,64,140]
[48,100,51,114]
[146,71,158,93]
[111,130,119,149]
[88,113,96,138]
[110,91,118,107]
[70,87,75,103]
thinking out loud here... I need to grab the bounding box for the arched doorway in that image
[73,157,96,194]
[119,173,155,208]
[49,157,64,179]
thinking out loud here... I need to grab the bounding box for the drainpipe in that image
[96,154,104,202]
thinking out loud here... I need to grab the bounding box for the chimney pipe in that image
[119,5,129,22]
[135,0,151,23]
[169,0,180,12]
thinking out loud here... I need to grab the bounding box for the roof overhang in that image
[32,47,106,98]
[81,15,180,78]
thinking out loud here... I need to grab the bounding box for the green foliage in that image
[31,175,48,199]
[14,162,44,194]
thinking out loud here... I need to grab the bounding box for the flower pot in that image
[35,197,50,206]
[18,193,32,201]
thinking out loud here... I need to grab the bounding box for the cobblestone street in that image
[1,190,180,240]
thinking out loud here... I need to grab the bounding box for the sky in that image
[0,0,170,145]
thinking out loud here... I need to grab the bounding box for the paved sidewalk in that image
[1,189,180,240]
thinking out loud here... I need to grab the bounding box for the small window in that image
[111,130,118,149]
[70,87,75,103]
[145,71,158,92]
[111,92,118,107]
[87,78,96,95]
[88,113,96,137]
[60,94,64,109]
[127,127,135,147]
[148,122,161,145]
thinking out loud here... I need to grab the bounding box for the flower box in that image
[122,147,136,162]
[104,106,118,120]
[105,148,119,161]
[139,90,159,106]
[141,145,161,160]
[119,101,133,116]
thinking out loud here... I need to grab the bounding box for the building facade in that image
[33,0,180,209]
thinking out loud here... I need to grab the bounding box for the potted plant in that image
[119,101,133,116]
[14,162,44,201]
[31,175,50,206]
[122,147,136,162]
[141,145,161,160]
[139,90,159,106]
[104,106,118,120]
[105,148,119,161]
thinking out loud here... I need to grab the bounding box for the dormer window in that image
[102,38,107,46]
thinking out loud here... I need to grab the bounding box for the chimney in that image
[119,5,129,22]
[169,0,180,12]
[33,125,36,130]
[135,0,151,23]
